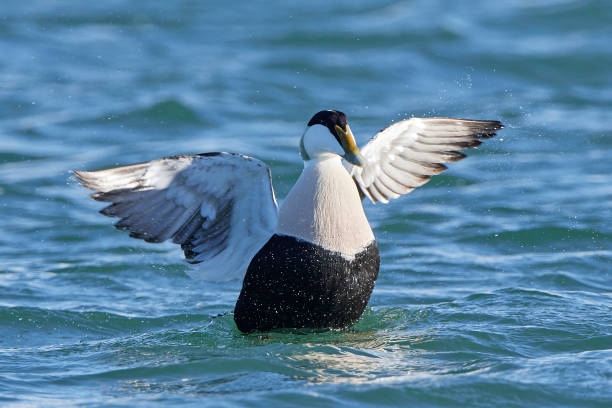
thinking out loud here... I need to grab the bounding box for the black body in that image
[234,234,380,333]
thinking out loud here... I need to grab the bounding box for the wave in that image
[70,99,206,128]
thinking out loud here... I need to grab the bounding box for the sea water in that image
[1,1,610,406]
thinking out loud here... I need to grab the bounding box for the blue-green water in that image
[1,0,611,406]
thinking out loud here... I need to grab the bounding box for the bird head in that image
[300,110,366,166]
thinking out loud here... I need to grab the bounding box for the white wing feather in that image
[346,117,502,203]
[74,152,278,281]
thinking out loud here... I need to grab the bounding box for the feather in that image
[346,117,502,203]
[74,153,278,280]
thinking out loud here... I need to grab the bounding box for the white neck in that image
[277,155,374,259]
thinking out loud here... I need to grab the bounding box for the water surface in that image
[1,1,611,407]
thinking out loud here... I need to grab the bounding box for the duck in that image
[74,109,502,332]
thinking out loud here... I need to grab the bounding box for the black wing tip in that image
[427,163,448,174]
[113,228,162,243]
[196,152,222,157]
[91,189,133,202]
[142,235,164,243]
[110,218,163,243]
[446,151,467,162]
[422,117,503,140]
[73,170,96,189]
[454,140,483,149]
[412,161,448,173]
[92,192,111,202]
[488,120,503,130]
[417,174,431,183]
[99,204,115,216]
[114,219,130,230]
[181,243,199,260]
[458,118,503,129]
[467,120,503,139]
[471,119,502,128]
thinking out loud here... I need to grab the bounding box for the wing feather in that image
[347,117,502,203]
[74,152,278,280]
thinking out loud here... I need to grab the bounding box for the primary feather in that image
[74,152,278,280]
[346,117,502,203]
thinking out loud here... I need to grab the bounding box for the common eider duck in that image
[75,110,502,333]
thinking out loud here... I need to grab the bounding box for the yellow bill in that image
[335,124,366,167]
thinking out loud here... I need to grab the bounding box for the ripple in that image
[527,271,611,291]
[461,226,609,247]
[257,27,461,49]
[0,306,214,347]
[0,152,47,165]
[73,99,206,128]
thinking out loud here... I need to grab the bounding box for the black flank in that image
[234,234,380,333]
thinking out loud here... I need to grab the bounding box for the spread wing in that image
[74,152,278,281]
[346,118,502,203]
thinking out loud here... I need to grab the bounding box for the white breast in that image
[277,154,375,258]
